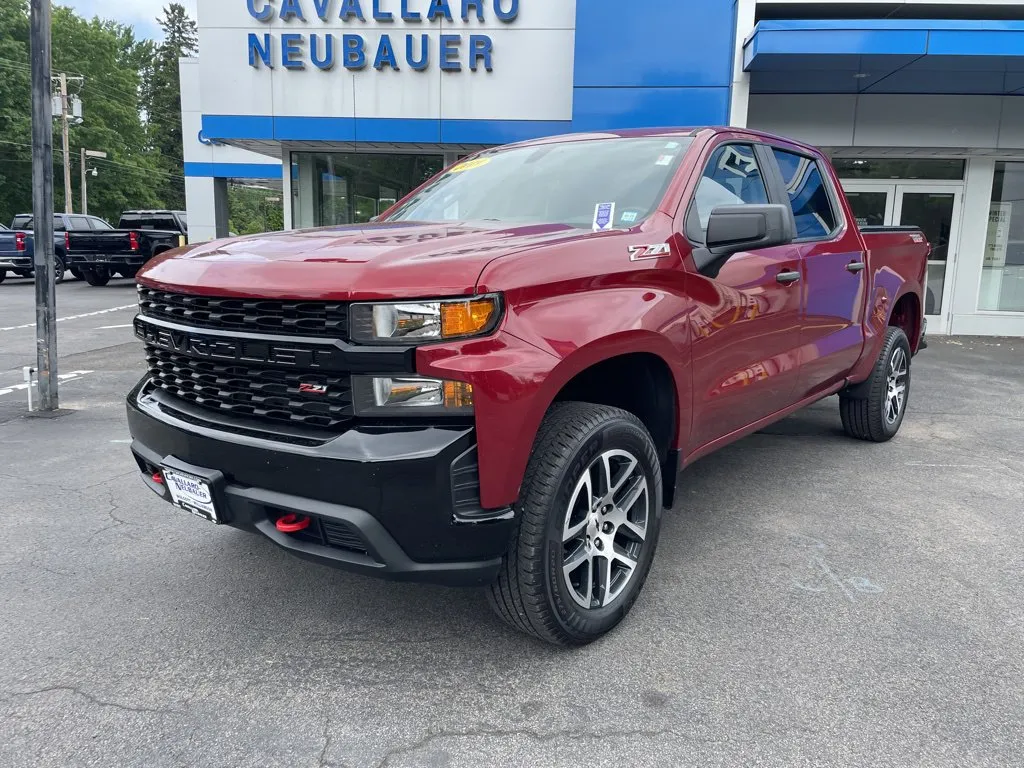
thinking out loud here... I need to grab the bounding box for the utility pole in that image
[30,0,58,412]
[58,72,72,214]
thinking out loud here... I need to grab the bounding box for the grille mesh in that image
[145,345,353,430]
[138,288,349,338]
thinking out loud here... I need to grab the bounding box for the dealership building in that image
[182,0,1024,337]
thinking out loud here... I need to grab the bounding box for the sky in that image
[60,0,198,41]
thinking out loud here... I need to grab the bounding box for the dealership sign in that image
[246,0,519,71]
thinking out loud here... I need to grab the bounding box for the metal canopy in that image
[744,19,1024,95]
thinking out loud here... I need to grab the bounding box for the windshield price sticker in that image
[593,203,616,231]
[450,157,491,174]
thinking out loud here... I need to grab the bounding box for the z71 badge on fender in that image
[628,244,671,261]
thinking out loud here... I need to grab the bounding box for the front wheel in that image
[840,326,912,442]
[488,402,663,647]
[0,270,5,284]
[82,267,111,287]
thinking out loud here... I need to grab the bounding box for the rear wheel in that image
[0,271,5,284]
[70,267,83,280]
[54,256,67,284]
[487,402,663,646]
[840,327,911,442]
[82,267,111,287]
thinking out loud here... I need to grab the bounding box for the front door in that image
[686,141,806,452]
[842,181,963,334]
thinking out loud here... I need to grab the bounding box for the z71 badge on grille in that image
[299,383,329,395]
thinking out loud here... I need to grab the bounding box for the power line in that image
[0,139,185,180]
[0,57,183,123]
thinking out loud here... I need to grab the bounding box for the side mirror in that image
[694,204,795,274]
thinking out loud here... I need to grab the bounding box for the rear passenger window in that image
[69,217,91,231]
[694,144,770,232]
[771,149,838,240]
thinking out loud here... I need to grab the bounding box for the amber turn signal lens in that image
[443,380,474,409]
[440,299,496,339]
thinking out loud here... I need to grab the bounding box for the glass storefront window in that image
[291,152,444,229]
[833,159,965,181]
[980,162,1024,313]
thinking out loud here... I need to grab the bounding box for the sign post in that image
[30,0,58,412]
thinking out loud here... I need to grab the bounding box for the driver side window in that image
[694,144,770,232]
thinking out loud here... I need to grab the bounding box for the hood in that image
[138,221,585,300]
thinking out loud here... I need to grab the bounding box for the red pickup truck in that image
[127,128,928,646]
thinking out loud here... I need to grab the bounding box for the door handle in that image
[846,262,866,274]
[776,270,801,285]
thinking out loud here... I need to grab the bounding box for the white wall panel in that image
[439,29,574,120]
[194,0,575,122]
[854,95,1003,148]
[747,94,857,145]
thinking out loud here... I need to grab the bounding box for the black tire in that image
[70,267,83,280]
[82,267,111,287]
[487,402,663,647]
[0,271,5,284]
[15,270,33,279]
[54,256,67,284]
[840,327,912,443]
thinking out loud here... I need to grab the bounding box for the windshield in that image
[385,137,693,230]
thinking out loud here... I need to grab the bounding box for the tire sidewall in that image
[540,418,663,642]
[877,329,912,439]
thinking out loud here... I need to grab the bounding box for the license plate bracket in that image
[160,457,227,524]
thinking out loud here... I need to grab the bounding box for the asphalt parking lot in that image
[1,277,1022,767]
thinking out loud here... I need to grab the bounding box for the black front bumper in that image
[127,380,515,586]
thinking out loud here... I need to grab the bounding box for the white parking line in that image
[96,324,133,330]
[0,305,136,332]
[0,370,95,397]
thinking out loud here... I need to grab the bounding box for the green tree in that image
[0,0,171,225]
[228,184,284,236]
[142,3,198,210]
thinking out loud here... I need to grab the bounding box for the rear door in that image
[685,141,805,451]
[768,147,869,400]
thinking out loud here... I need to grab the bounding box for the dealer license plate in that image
[163,468,219,523]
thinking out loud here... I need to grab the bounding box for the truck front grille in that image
[138,288,349,339]
[145,345,354,430]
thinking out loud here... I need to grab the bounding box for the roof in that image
[121,210,186,215]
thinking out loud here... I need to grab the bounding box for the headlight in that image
[350,295,501,345]
[353,376,474,416]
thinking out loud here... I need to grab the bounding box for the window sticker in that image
[665,142,681,150]
[593,202,616,231]
[450,157,491,173]
[621,211,640,224]
[656,155,675,166]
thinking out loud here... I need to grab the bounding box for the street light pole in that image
[30,0,58,412]
[80,148,107,216]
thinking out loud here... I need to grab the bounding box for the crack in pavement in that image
[87,489,139,543]
[318,714,334,768]
[373,725,680,767]
[6,685,176,715]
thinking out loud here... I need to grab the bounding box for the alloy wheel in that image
[886,346,909,425]
[561,449,649,610]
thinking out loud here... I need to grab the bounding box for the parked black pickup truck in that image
[66,210,187,286]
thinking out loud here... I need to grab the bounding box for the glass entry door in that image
[841,181,963,333]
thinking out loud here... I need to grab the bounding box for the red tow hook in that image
[152,472,164,485]
[276,514,312,534]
